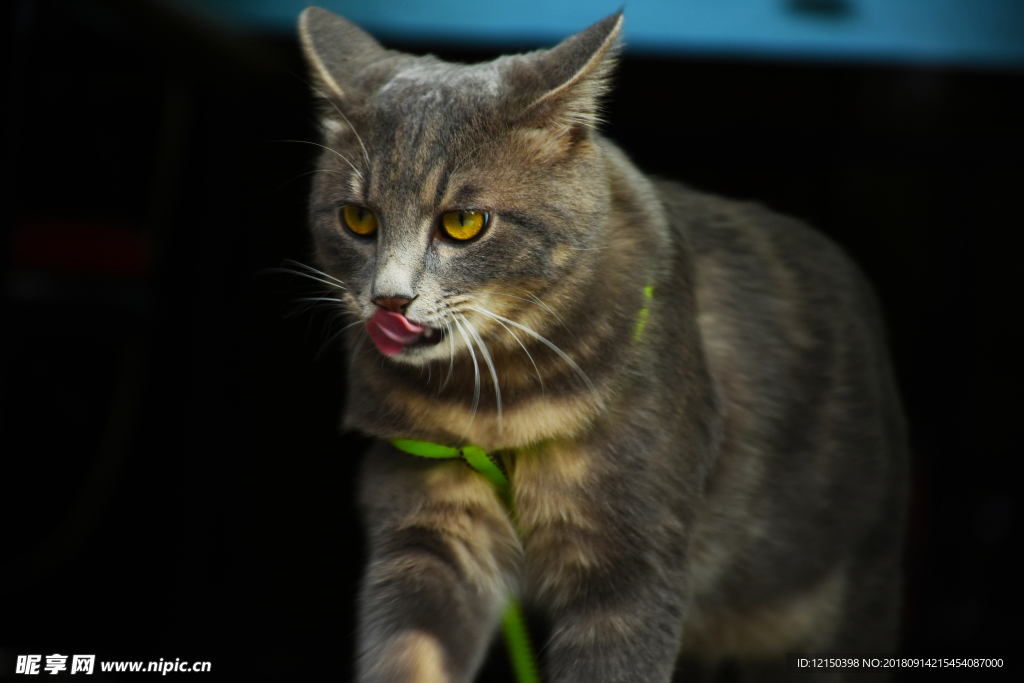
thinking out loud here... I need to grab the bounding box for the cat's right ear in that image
[506,12,623,141]
[298,7,388,101]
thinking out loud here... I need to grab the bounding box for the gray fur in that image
[298,7,907,682]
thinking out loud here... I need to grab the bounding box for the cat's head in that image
[299,8,622,368]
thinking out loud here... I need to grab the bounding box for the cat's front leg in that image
[356,442,520,683]
[516,440,693,683]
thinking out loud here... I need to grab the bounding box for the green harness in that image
[388,281,653,683]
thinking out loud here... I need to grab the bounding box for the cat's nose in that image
[374,297,411,313]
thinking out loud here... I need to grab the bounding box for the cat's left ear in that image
[298,7,389,101]
[508,12,623,138]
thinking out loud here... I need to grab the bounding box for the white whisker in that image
[314,87,372,170]
[440,319,456,393]
[466,288,569,333]
[459,313,502,435]
[272,168,351,194]
[280,139,364,180]
[293,296,344,304]
[523,290,567,329]
[466,306,594,393]
[282,259,348,287]
[471,303,544,394]
[452,315,480,441]
[264,266,347,293]
[522,289,570,332]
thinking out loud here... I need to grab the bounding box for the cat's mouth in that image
[367,309,445,356]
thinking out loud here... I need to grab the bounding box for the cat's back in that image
[656,179,897,423]
[654,180,908,656]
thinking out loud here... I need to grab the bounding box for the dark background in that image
[2,0,1020,679]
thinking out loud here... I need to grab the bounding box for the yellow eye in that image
[441,210,487,241]
[342,205,377,236]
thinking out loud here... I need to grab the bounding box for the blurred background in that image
[1,0,1020,679]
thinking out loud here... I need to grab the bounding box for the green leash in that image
[390,439,540,683]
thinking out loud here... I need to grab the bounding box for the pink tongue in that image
[367,309,426,356]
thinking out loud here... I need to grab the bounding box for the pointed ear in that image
[298,7,389,100]
[511,12,623,134]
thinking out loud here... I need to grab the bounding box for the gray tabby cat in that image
[297,7,907,682]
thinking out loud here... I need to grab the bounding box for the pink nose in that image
[374,297,410,313]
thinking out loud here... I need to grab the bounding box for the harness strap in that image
[391,439,510,503]
[633,284,655,342]
[390,438,538,683]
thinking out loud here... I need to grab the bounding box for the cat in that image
[296,7,908,682]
